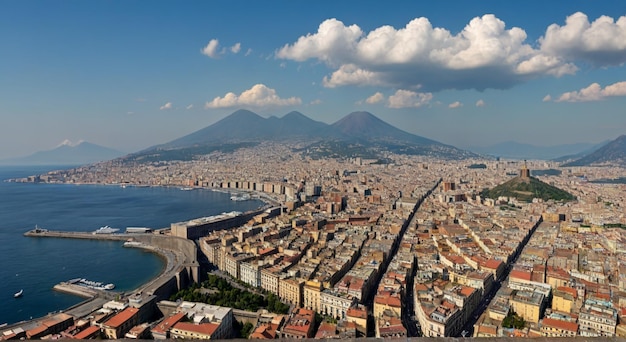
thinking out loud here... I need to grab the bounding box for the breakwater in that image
[24,229,199,300]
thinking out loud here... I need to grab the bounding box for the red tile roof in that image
[73,325,101,339]
[542,317,578,332]
[510,269,532,281]
[152,312,186,335]
[172,322,218,336]
[104,307,139,329]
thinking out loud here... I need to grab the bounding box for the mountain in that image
[470,141,601,160]
[162,109,328,148]
[330,111,439,145]
[481,176,576,203]
[0,141,124,165]
[562,135,626,166]
[128,109,475,163]
[551,140,609,162]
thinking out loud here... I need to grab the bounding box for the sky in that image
[1,0,626,159]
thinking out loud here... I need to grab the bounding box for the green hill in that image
[481,176,575,202]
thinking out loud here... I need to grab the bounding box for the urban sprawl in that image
[4,142,626,340]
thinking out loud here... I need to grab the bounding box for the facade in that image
[303,280,323,312]
[279,277,304,308]
[509,290,545,324]
[320,289,357,320]
[578,301,617,337]
[540,318,578,337]
[170,322,219,339]
[102,307,139,339]
[261,268,280,294]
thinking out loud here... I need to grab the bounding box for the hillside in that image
[0,141,124,165]
[562,135,626,166]
[124,109,475,163]
[481,176,576,203]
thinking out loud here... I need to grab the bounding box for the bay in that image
[0,165,264,325]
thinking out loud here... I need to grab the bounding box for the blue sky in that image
[1,0,626,158]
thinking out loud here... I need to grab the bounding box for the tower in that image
[520,160,530,178]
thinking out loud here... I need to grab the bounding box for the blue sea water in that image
[0,165,264,325]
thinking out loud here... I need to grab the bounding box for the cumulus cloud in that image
[542,94,552,102]
[202,39,243,58]
[310,99,322,105]
[204,84,302,109]
[277,15,582,91]
[230,43,241,54]
[554,81,626,102]
[245,48,253,56]
[448,101,463,108]
[366,92,385,104]
[160,102,173,110]
[186,104,194,110]
[475,99,485,107]
[387,90,433,108]
[201,39,220,58]
[540,12,626,66]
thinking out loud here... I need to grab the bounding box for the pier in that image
[24,228,200,306]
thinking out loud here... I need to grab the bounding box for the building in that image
[281,308,315,339]
[552,287,577,314]
[170,322,219,339]
[540,317,578,337]
[578,300,617,337]
[176,302,233,340]
[151,312,186,339]
[303,280,323,313]
[509,290,545,324]
[25,313,74,339]
[102,307,140,339]
[279,277,304,308]
[321,289,358,320]
[373,291,402,319]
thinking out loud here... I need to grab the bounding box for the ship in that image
[93,226,120,234]
[14,289,23,298]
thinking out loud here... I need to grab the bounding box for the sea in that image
[0,165,264,325]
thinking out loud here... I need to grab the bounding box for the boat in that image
[104,284,115,290]
[180,187,194,191]
[230,193,251,201]
[14,289,23,298]
[93,226,120,234]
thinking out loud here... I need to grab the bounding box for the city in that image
[3,142,625,339]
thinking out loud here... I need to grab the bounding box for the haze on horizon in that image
[1,0,626,159]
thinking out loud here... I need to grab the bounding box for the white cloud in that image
[542,94,552,102]
[160,102,173,110]
[475,99,485,107]
[309,99,322,105]
[204,84,302,109]
[186,104,194,110]
[231,43,241,54]
[555,81,626,102]
[365,92,385,104]
[540,12,626,66]
[387,89,432,108]
[448,101,463,109]
[57,139,83,148]
[127,111,134,115]
[201,39,220,58]
[245,48,253,56]
[277,15,580,91]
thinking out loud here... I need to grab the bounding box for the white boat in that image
[93,226,120,234]
[14,289,23,298]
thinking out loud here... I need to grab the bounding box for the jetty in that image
[25,228,200,306]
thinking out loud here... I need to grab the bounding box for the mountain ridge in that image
[0,141,124,166]
[129,109,475,162]
[562,135,626,166]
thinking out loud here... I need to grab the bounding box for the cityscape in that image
[1,1,626,340]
